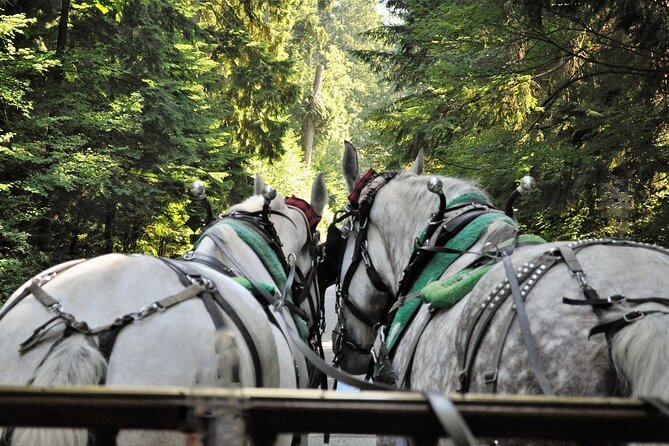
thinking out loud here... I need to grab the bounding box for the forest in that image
[1,0,668,298]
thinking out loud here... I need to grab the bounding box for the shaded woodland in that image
[1,0,668,297]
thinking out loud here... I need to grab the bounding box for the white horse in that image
[330,142,669,426]
[0,174,328,446]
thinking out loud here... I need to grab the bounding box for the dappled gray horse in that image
[330,141,669,415]
[0,173,328,446]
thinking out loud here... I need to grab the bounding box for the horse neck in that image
[371,173,491,287]
[193,223,272,281]
[194,211,313,290]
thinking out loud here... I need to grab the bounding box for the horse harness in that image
[389,233,669,395]
[327,170,498,368]
[326,169,398,362]
[328,172,669,396]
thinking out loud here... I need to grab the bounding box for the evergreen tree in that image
[363,0,669,243]
[0,0,302,297]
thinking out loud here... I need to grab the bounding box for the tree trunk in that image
[68,217,81,257]
[54,0,70,81]
[303,62,324,166]
[103,207,115,253]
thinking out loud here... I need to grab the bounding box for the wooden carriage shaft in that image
[0,386,667,442]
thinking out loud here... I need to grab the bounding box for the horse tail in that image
[609,312,669,399]
[10,335,107,446]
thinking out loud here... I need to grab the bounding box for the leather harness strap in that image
[476,239,669,394]
[181,251,236,277]
[483,307,516,393]
[393,306,436,388]
[589,310,669,338]
[17,277,211,355]
[160,258,264,388]
[0,259,87,325]
[200,233,307,388]
[458,253,557,393]
[203,232,308,321]
[502,254,554,395]
[337,171,398,327]
[397,205,491,299]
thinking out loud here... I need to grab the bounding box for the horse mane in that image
[394,171,490,204]
[227,194,285,214]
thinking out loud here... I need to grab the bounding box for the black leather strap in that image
[160,258,264,388]
[181,251,236,276]
[502,254,554,395]
[564,295,669,307]
[483,307,516,393]
[395,306,435,388]
[397,207,490,298]
[457,253,557,393]
[589,310,669,338]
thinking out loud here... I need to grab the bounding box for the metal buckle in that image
[361,247,371,268]
[574,271,588,287]
[608,295,625,304]
[37,272,58,286]
[371,328,386,364]
[182,250,195,260]
[186,274,215,290]
[48,302,64,313]
[483,369,498,384]
[135,302,161,320]
[623,311,644,322]
[272,292,286,312]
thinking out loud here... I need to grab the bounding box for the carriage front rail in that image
[0,386,667,444]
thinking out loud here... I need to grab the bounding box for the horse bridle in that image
[329,170,399,361]
[329,171,499,364]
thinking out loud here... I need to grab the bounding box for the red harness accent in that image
[348,169,377,207]
[285,196,321,232]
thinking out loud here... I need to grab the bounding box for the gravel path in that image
[307,287,376,446]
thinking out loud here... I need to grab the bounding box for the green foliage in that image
[283,0,395,212]
[363,0,669,244]
[0,0,304,299]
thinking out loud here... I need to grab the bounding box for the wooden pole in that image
[0,387,666,443]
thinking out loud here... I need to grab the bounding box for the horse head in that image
[193,173,328,330]
[331,141,517,375]
[243,172,328,281]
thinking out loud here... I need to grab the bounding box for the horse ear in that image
[343,140,359,193]
[409,149,424,175]
[254,173,265,195]
[311,172,328,216]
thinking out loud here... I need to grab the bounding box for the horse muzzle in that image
[332,327,372,375]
